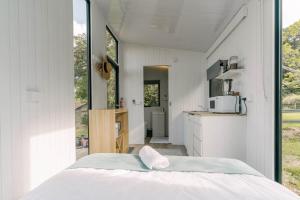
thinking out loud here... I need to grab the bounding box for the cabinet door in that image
[186,115,194,156]
[193,136,202,157]
[183,114,189,148]
[201,116,246,161]
[193,118,202,141]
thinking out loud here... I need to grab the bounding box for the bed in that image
[22,153,299,200]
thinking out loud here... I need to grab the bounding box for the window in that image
[73,0,91,160]
[276,0,300,194]
[106,26,118,63]
[144,80,160,107]
[106,27,119,108]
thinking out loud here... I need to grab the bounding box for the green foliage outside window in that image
[144,81,160,107]
[283,20,300,98]
[106,27,118,108]
[106,29,117,63]
[107,68,117,108]
[74,34,88,104]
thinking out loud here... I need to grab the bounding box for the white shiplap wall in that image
[0,0,75,199]
[91,1,108,109]
[121,43,207,145]
[206,0,274,179]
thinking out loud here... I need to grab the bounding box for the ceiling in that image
[96,0,246,52]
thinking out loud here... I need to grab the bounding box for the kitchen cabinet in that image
[183,112,246,162]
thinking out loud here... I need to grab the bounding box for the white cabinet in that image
[183,113,246,162]
[183,113,194,156]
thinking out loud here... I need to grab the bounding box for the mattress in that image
[22,154,300,200]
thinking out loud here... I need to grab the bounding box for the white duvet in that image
[22,168,299,200]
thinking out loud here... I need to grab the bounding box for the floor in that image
[149,136,170,144]
[129,137,187,156]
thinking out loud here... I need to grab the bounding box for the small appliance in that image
[208,96,240,113]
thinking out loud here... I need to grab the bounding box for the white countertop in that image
[184,111,246,117]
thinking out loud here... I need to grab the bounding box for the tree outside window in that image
[144,81,160,107]
[106,27,119,109]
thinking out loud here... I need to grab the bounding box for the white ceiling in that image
[96,0,246,52]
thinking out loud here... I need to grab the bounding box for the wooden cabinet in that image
[89,109,129,154]
[183,113,246,162]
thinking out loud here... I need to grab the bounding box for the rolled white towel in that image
[139,145,169,169]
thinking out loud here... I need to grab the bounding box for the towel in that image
[139,146,169,169]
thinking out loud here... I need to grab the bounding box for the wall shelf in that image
[216,69,246,80]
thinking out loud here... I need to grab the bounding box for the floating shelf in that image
[216,69,246,80]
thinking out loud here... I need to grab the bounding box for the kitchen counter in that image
[184,111,246,117]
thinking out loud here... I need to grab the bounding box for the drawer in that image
[193,136,202,156]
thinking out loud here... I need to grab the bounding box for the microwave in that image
[209,96,240,113]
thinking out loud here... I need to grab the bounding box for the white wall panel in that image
[0,0,75,199]
[206,0,274,179]
[91,1,108,109]
[121,43,206,144]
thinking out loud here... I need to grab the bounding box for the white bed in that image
[22,154,300,200]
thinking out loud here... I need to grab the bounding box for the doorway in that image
[143,66,169,144]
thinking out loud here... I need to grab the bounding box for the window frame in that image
[144,80,161,107]
[105,26,120,108]
[275,0,282,183]
[107,56,119,109]
[86,0,92,111]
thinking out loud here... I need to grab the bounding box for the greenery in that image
[106,29,117,63]
[107,69,116,108]
[283,20,300,96]
[282,20,300,195]
[283,112,300,121]
[74,34,88,103]
[106,29,118,108]
[282,112,300,194]
[283,135,300,194]
[144,83,160,107]
[74,34,89,146]
[81,112,88,126]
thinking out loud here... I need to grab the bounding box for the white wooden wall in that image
[121,43,207,145]
[0,0,75,199]
[206,0,274,179]
[91,1,108,109]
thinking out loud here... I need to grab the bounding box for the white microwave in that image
[209,96,240,113]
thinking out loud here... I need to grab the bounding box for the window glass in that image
[281,1,300,194]
[73,0,89,160]
[107,68,117,109]
[106,28,118,63]
[144,81,160,107]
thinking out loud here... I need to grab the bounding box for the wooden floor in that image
[129,137,187,156]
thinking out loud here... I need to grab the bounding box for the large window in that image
[73,0,91,160]
[144,80,160,107]
[106,27,118,63]
[277,0,300,195]
[106,27,119,109]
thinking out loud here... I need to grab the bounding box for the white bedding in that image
[22,168,299,200]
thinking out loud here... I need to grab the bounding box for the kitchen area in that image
[184,58,248,162]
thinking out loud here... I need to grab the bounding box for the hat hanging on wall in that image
[95,56,112,80]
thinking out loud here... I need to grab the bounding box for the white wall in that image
[0,0,75,199]
[144,67,169,135]
[205,0,274,178]
[121,43,207,144]
[91,1,108,109]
